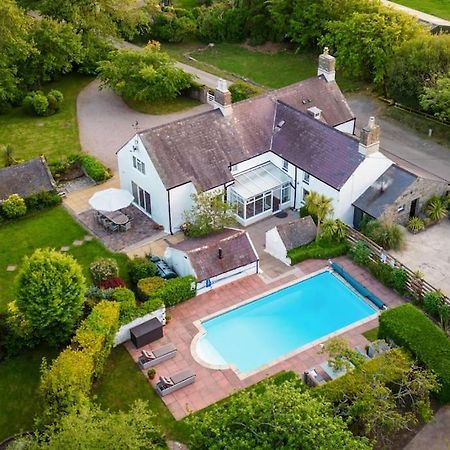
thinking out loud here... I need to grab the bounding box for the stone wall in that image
[381,177,448,225]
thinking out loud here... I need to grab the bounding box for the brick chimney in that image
[317,47,336,82]
[359,117,381,156]
[214,79,232,117]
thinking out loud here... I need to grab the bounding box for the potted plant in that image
[147,368,156,380]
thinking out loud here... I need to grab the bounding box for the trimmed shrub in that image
[24,190,62,211]
[118,297,164,325]
[23,91,49,116]
[111,287,135,304]
[97,277,126,290]
[86,285,115,300]
[72,301,120,377]
[47,89,64,113]
[137,276,166,300]
[78,154,111,182]
[379,304,450,402]
[288,240,349,265]
[349,240,371,266]
[389,267,408,294]
[407,216,425,233]
[148,275,196,307]
[368,260,393,286]
[128,257,157,284]
[229,82,258,102]
[1,193,27,219]
[89,258,119,283]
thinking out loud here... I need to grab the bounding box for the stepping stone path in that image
[60,246,70,252]
[167,441,188,450]
[84,235,93,242]
[72,240,84,247]
[6,265,17,272]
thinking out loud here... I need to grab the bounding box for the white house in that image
[164,228,259,292]
[265,216,317,266]
[117,48,393,234]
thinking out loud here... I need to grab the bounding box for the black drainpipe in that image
[167,189,173,235]
[223,183,228,201]
[293,168,298,209]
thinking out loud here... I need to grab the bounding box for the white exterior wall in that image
[164,247,196,278]
[230,152,271,174]
[265,227,290,265]
[338,152,393,224]
[118,135,170,232]
[334,119,355,135]
[169,182,197,233]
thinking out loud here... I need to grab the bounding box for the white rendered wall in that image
[164,247,196,278]
[265,227,290,265]
[117,135,170,231]
[169,182,197,232]
[338,152,393,224]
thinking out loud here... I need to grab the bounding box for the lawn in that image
[392,0,450,20]
[0,74,93,167]
[0,346,60,441]
[125,96,201,115]
[363,327,379,342]
[173,0,199,8]
[0,206,129,313]
[92,346,190,442]
[190,43,364,91]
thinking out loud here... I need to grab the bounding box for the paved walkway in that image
[347,94,450,182]
[404,406,450,450]
[382,1,450,27]
[126,256,404,420]
[77,80,211,169]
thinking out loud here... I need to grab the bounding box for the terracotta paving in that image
[125,256,404,420]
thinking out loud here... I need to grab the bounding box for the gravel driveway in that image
[77,80,212,169]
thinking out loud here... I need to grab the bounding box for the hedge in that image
[137,276,166,300]
[77,154,111,182]
[288,240,349,265]
[149,275,196,307]
[379,304,450,403]
[40,301,120,422]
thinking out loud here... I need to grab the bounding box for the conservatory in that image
[228,162,293,226]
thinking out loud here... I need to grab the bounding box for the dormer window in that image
[303,172,310,184]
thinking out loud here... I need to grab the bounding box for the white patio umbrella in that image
[88,188,134,212]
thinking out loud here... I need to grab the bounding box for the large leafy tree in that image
[187,379,371,449]
[10,400,166,450]
[420,74,450,123]
[14,248,86,345]
[98,46,193,103]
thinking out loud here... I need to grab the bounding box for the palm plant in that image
[426,196,448,222]
[304,192,334,241]
[321,218,347,242]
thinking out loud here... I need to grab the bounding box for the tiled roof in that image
[276,216,317,251]
[137,76,358,191]
[353,165,417,218]
[170,228,258,281]
[272,102,363,189]
[0,156,55,201]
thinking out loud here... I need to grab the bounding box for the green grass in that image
[392,0,450,20]
[189,43,364,92]
[288,240,349,265]
[363,327,379,342]
[173,0,199,8]
[0,346,60,441]
[92,346,190,442]
[0,74,93,167]
[384,106,450,147]
[0,206,129,313]
[125,96,201,115]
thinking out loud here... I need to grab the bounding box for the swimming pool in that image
[194,271,377,375]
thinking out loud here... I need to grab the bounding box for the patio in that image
[78,205,164,252]
[125,256,404,420]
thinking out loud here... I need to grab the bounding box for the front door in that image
[409,198,419,218]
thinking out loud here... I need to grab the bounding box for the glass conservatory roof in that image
[233,162,292,199]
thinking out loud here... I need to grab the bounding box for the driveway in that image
[347,94,450,182]
[77,80,211,169]
[390,220,450,296]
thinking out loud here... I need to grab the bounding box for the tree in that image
[183,191,236,237]
[420,74,450,123]
[14,248,86,346]
[10,400,166,450]
[97,46,193,103]
[304,191,334,241]
[187,379,371,449]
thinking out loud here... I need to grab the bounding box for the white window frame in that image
[133,156,146,175]
[303,172,310,185]
[282,159,289,172]
[397,204,405,213]
[302,188,310,203]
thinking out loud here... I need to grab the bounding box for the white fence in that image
[113,306,166,347]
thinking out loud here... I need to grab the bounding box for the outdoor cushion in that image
[142,350,155,359]
[161,376,174,386]
[152,343,176,358]
[170,369,195,384]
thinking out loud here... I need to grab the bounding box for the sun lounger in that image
[138,343,177,369]
[303,368,326,386]
[155,369,196,397]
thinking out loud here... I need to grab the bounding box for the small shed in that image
[265,216,317,265]
[164,228,259,292]
[0,156,56,202]
[130,317,163,348]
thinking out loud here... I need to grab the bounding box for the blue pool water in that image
[196,271,376,373]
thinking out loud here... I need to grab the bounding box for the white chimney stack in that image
[214,78,232,117]
[317,47,336,82]
[359,116,381,156]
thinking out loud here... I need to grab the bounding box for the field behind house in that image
[391,0,450,20]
